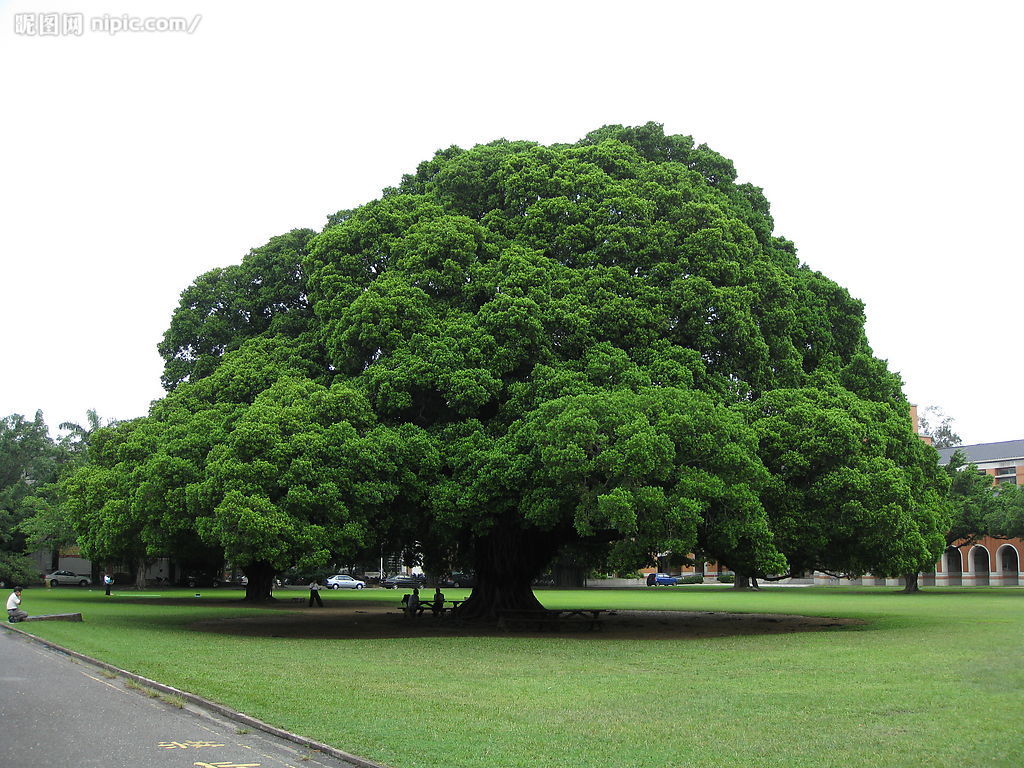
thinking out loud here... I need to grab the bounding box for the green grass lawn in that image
[8,585,1023,768]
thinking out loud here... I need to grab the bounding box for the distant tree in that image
[940,450,1024,546]
[941,450,997,548]
[0,411,65,584]
[14,409,115,569]
[59,419,157,589]
[745,375,950,592]
[58,409,117,453]
[917,405,962,448]
[987,482,1024,539]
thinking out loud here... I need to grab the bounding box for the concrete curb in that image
[1,622,387,768]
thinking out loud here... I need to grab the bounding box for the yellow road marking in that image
[79,670,133,695]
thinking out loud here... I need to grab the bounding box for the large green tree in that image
[0,411,65,584]
[68,123,948,613]
[748,376,949,592]
[19,410,117,573]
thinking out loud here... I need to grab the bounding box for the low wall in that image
[583,578,646,589]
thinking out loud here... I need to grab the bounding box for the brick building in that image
[931,439,1024,587]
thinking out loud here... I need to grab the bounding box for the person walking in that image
[6,587,28,623]
[308,579,324,607]
[103,573,113,596]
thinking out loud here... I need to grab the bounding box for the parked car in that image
[183,573,224,588]
[653,573,678,586]
[326,574,366,590]
[440,572,476,588]
[382,574,423,589]
[45,570,91,587]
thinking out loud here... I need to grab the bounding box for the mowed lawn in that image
[9,585,1023,768]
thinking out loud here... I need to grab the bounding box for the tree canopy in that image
[941,449,1024,546]
[63,123,950,610]
[0,410,94,585]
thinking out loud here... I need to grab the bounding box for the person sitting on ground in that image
[7,587,28,623]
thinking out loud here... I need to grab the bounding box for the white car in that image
[45,570,92,587]
[325,574,366,590]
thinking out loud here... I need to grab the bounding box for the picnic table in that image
[422,598,464,616]
[496,608,610,631]
[398,597,464,617]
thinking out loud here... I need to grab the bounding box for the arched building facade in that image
[929,438,1024,587]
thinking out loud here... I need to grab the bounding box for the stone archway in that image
[997,544,1020,586]
[943,547,963,586]
[968,546,990,586]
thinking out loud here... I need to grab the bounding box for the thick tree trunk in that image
[242,561,276,601]
[901,572,921,593]
[732,572,759,590]
[135,558,147,590]
[456,526,566,620]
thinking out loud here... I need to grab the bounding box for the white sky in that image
[1,0,1021,446]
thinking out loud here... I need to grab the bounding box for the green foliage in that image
[747,381,950,579]
[0,550,38,585]
[0,411,69,566]
[988,482,1024,538]
[942,451,1024,543]
[158,229,318,391]
[62,123,948,598]
[942,450,997,545]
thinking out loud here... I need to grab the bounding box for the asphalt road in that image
[0,628,371,768]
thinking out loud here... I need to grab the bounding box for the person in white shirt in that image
[6,587,28,623]
[404,587,420,618]
[308,580,323,607]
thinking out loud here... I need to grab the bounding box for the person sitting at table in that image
[404,587,420,618]
[428,587,445,616]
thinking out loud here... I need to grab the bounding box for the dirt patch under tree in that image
[186,599,861,640]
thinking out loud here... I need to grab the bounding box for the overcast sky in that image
[1,0,1021,446]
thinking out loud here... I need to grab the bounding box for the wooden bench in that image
[395,603,453,617]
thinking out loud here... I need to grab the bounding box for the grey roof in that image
[936,440,1024,465]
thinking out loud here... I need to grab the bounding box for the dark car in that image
[382,574,424,589]
[440,572,476,588]
[183,573,224,588]
[652,573,677,586]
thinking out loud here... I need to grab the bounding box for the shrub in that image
[0,552,40,587]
